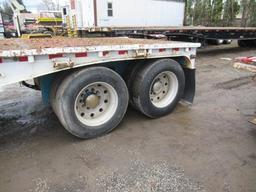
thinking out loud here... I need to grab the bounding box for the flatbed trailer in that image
[0,37,200,139]
[79,26,256,46]
[64,0,256,46]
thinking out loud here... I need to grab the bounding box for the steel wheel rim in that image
[74,82,118,127]
[149,71,179,108]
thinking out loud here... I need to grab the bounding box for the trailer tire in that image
[215,39,224,45]
[208,39,224,45]
[125,61,146,109]
[43,30,54,36]
[50,72,69,116]
[238,40,254,47]
[131,59,185,118]
[254,40,256,47]
[223,40,232,44]
[54,67,129,139]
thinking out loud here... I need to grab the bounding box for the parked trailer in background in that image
[117,26,256,47]
[63,0,256,47]
[63,0,185,29]
[0,37,200,138]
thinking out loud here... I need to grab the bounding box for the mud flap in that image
[39,74,55,105]
[182,68,196,104]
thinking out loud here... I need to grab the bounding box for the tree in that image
[0,0,28,16]
[40,0,60,11]
[0,1,13,16]
[248,0,256,26]
[222,0,240,26]
[240,0,256,27]
[193,0,204,25]
[201,0,211,26]
[184,0,194,25]
[211,0,223,26]
[192,0,213,26]
[206,0,212,25]
[17,0,28,12]
[241,0,249,27]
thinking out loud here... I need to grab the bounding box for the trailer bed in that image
[107,26,256,31]
[0,37,175,51]
[0,37,200,87]
[0,37,200,57]
[87,26,256,42]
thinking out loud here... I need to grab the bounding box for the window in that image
[63,8,67,16]
[107,2,113,17]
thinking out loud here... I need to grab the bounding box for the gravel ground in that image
[0,41,256,192]
[95,160,205,192]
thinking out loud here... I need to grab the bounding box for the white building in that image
[66,0,185,30]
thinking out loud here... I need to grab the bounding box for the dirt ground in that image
[0,41,256,192]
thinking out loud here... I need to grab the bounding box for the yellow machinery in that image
[37,17,63,25]
[35,11,66,36]
[21,33,52,39]
[65,14,78,38]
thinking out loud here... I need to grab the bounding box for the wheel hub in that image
[153,81,163,94]
[149,71,179,108]
[74,82,119,127]
[85,94,100,109]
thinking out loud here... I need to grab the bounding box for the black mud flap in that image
[182,68,196,104]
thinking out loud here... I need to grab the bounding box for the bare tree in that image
[0,0,28,16]
[0,1,13,16]
[223,0,240,26]
[40,0,60,11]
[241,0,249,27]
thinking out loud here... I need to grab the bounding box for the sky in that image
[0,0,68,12]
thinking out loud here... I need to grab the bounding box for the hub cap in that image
[150,71,179,108]
[74,82,118,127]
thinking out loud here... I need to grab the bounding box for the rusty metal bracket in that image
[53,60,74,69]
[135,49,149,58]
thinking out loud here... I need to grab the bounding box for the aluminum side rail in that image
[0,37,200,87]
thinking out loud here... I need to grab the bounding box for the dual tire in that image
[238,40,256,47]
[51,59,185,139]
[208,39,232,45]
[130,59,185,118]
[51,67,129,139]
